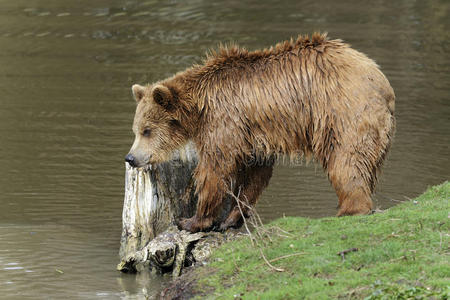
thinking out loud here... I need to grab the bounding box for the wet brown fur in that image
[129,33,396,232]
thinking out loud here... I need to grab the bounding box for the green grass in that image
[193,182,449,299]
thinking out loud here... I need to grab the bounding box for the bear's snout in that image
[125,153,137,167]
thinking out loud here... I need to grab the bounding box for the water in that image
[0,0,448,298]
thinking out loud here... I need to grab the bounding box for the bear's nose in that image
[125,154,137,167]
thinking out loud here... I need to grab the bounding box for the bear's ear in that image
[152,84,175,110]
[132,84,145,103]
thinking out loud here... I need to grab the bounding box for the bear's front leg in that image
[178,163,229,233]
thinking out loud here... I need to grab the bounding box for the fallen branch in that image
[230,188,256,247]
[227,188,286,272]
[271,226,293,237]
[337,247,358,261]
[268,252,306,263]
[259,248,285,272]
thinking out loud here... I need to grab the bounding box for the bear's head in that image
[125,83,190,167]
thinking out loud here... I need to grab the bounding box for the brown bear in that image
[126,33,395,233]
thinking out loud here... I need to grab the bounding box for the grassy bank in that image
[193,182,449,299]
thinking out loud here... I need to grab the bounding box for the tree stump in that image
[117,142,235,276]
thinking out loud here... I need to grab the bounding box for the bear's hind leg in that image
[327,149,375,216]
[219,162,274,231]
[327,104,394,216]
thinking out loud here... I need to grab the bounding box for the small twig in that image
[275,234,291,238]
[232,189,256,247]
[268,252,306,263]
[337,248,358,261]
[255,209,273,242]
[381,232,401,241]
[259,248,284,272]
[251,211,272,243]
[228,186,292,272]
[389,198,405,203]
[272,226,293,236]
[228,187,280,271]
[388,255,408,263]
[254,207,265,227]
[231,191,272,243]
[244,204,265,242]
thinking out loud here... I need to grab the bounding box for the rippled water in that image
[0,0,448,298]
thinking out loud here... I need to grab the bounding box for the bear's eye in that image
[142,129,151,137]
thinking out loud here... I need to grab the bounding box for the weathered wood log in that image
[117,142,236,275]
